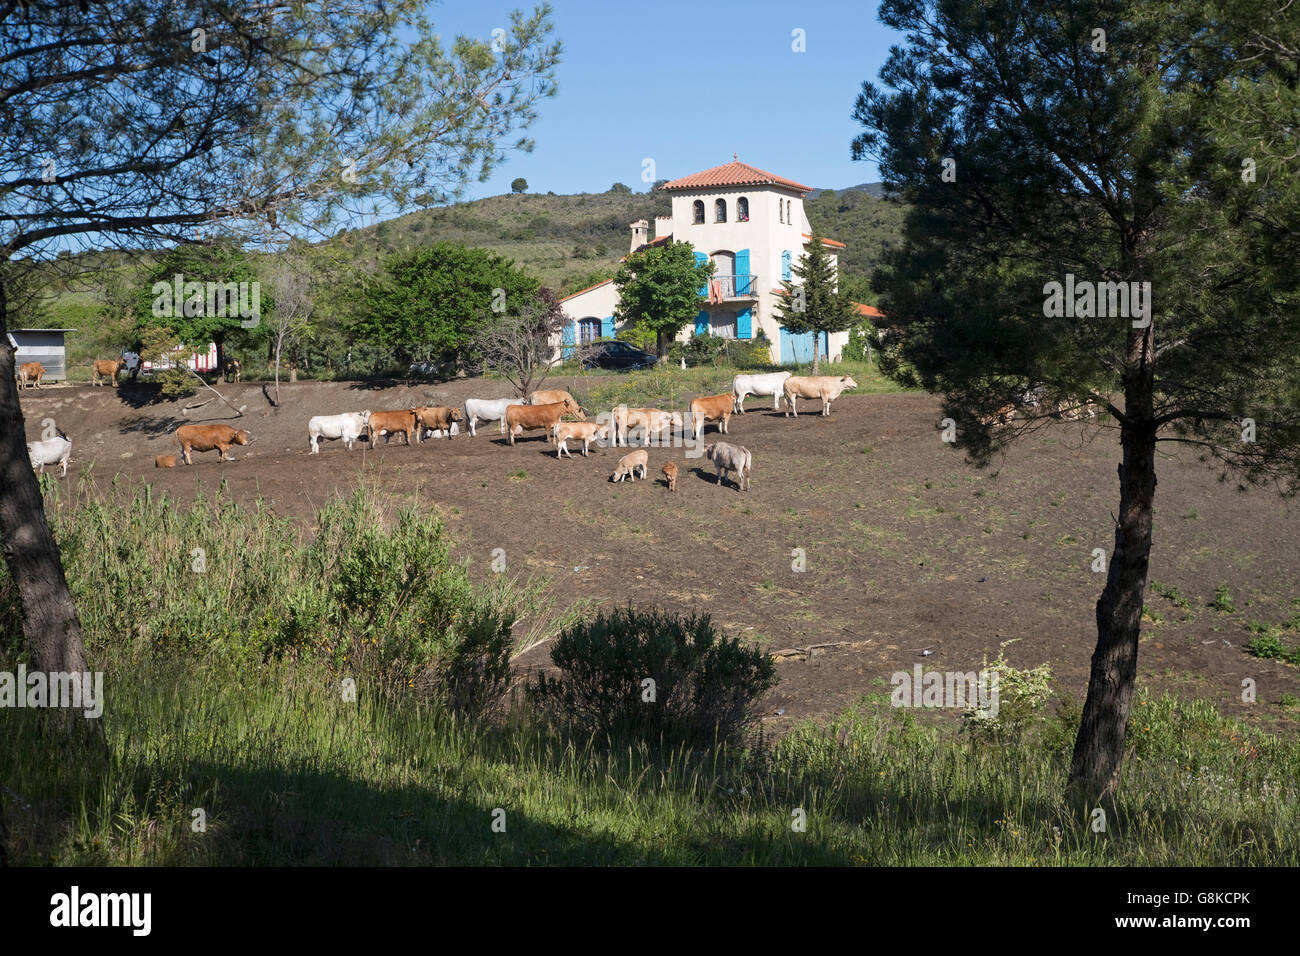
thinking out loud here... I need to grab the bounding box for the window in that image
[714,198,727,223]
[693,200,704,224]
[579,318,601,344]
[786,199,792,223]
[711,312,737,339]
[737,197,749,222]
[779,201,784,224]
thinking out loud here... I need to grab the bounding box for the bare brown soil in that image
[19,376,1300,734]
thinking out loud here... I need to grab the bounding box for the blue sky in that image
[431,0,898,199]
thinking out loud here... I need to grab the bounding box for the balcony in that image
[701,274,758,302]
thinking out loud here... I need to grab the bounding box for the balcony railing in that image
[700,274,758,301]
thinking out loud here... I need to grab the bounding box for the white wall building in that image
[559,158,858,364]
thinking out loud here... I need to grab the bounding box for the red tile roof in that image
[803,233,846,248]
[559,278,615,302]
[620,234,673,261]
[659,161,812,195]
[853,302,884,318]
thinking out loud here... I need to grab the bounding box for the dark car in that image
[582,341,658,371]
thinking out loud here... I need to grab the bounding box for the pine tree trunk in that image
[1068,319,1156,806]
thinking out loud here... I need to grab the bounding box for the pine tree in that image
[774,232,858,373]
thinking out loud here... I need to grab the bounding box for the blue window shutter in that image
[601,315,615,339]
[781,250,792,281]
[562,321,575,358]
[735,249,750,295]
[694,250,708,296]
[737,306,752,339]
[696,310,709,336]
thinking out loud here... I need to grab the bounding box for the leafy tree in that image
[614,240,713,356]
[774,232,858,373]
[511,177,529,194]
[608,182,632,194]
[358,242,539,368]
[852,0,1300,805]
[472,287,565,397]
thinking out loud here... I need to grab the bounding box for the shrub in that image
[962,642,1052,743]
[616,322,657,353]
[530,607,776,746]
[154,367,197,399]
[842,323,872,363]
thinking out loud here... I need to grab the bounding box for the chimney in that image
[629,219,649,253]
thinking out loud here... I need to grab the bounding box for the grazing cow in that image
[175,424,249,464]
[505,398,580,445]
[308,410,372,453]
[979,403,1018,428]
[366,409,419,446]
[223,358,241,383]
[413,405,464,441]
[92,358,126,387]
[732,371,792,413]
[464,397,519,437]
[782,375,858,417]
[662,460,678,492]
[704,441,752,492]
[611,449,648,482]
[689,393,733,437]
[155,455,176,468]
[528,389,586,419]
[1052,398,1099,421]
[554,421,610,459]
[615,406,682,446]
[27,436,71,477]
[17,362,45,389]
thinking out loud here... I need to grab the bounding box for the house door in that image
[780,327,814,363]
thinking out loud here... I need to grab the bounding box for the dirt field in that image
[19,375,1300,734]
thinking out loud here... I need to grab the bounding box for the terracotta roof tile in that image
[803,233,846,248]
[659,160,812,195]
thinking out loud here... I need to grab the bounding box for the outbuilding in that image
[6,328,75,382]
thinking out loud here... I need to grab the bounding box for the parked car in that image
[582,341,658,371]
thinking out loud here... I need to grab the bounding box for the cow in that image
[979,403,1018,428]
[155,455,177,468]
[662,460,678,492]
[17,362,45,389]
[505,397,580,445]
[528,388,586,419]
[704,441,752,492]
[413,405,464,441]
[464,397,519,437]
[614,406,682,446]
[554,421,610,459]
[92,358,126,387]
[175,424,249,464]
[732,371,792,413]
[689,393,733,437]
[27,436,71,477]
[611,449,648,482]
[308,410,372,453]
[223,358,242,383]
[782,375,858,417]
[366,409,419,446]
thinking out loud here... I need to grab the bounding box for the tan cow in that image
[529,388,586,419]
[505,398,580,445]
[413,405,465,440]
[554,421,610,458]
[662,460,678,492]
[782,375,858,417]
[176,424,249,464]
[92,358,126,387]
[611,449,648,482]
[155,455,176,468]
[366,409,419,446]
[689,393,733,437]
[615,406,682,446]
[17,362,45,389]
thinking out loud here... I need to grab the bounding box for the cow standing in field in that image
[553,421,609,458]
[308,411,371,453]
[366,409,419,446]
[464,397,519,437]
[223,358,241,383]
[27,436,71,477]
[413,405,464,441]
[505,397,580,445]
[704,442,752,492]
[662,460,678,492]
[614,406,682,446]
[176,424,249,464]
[689,393,733,437]
[782,375,858,417]
[611,449,648,482]
[528,389,586,418]
[92,358,126,387]
[17,362,45,389]
[732,371,791,413]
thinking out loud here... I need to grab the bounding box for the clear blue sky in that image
[431,0,897,199]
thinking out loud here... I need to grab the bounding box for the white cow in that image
[28,436,71,477]
[308,410,371,453]
[704,441,752,492]
[464,397,521,437]
[732,370,792,413]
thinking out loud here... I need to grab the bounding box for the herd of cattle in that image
[21,368,859,493]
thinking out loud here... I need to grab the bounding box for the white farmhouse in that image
[558,157,867,365]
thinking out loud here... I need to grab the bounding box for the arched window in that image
[693,200,705,224]
[714,198,727,223]
[786,199,792,223]
[779,201,784,224]
[737,197,749,222]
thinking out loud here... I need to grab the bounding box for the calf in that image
[366,409,419,446]
[662,460,678,492]
[783,375,858,417]
[732,371,792,413]
[464,397,519,437]
[611,449,648,482]
[704,441,752,492]
[505,397,580,445]
[17,362,45,389]
[308,410,371,453]
[554,421,610,458]
[689,393,733,437]
[92,358,126,387]
[413,405,464,441]
[155,455,177,468]
[529,388,586,419]
[175,424,249,465]
[27,436,71,477]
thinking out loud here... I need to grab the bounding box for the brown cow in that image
[553,421,609,458]
[17,362,45,389]
[175,424,249,464]
[689,393,732,437]
[223,358,242,383]
[155,455,176,468]
[614,406,682,447]
[413,405,465,441]
[505,398,580,445]
[528,388,586,419]
[366,409,419,446]
[662,460,678,492]
[92,358,126,387]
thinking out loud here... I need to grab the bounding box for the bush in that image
[962,642,1052,743]
[842,323,872,363]
[616,323,657,353]
[666,331,773,370]
[530,607,777,746]
[154,367,197,399]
